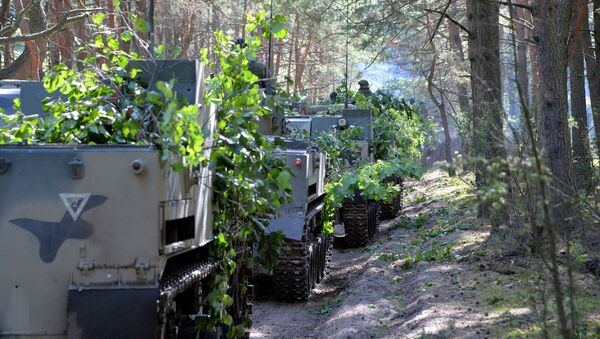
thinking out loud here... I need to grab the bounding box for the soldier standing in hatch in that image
[235,38,275,95]
[357,79,373,97]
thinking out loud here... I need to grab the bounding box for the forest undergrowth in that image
[252,168,600,338]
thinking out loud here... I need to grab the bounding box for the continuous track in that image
[158,256,253,338]
[273,232,332,302]
[343,200,370,247]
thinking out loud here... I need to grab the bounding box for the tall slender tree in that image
[586,0,600,153]
[466,0,509,225]
[530,3,578,336]
[569,0,593,191]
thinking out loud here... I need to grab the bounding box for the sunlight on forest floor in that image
[388,169,600,338]
[252,169,600,338]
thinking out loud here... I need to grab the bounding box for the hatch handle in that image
[69,156,84,179]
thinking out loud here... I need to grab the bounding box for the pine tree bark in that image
[587,0,600,153]
[427,54,455,176]
[448,18,470,115]
[0,0,47,79]
[515,0,530,112]
[533,0,577,220]
[466,0,509,225]
[447,13,471,157]
[530,3,577,335]
[570,0,593,191]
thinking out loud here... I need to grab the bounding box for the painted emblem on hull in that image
[60,193,91,221]
[9,194,108,263]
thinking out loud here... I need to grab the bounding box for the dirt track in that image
[250,170,600,338]
[250,235,374,338]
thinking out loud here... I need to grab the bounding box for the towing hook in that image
[0,157,10,174]
[69,156,84,179]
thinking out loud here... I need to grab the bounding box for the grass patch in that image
[379,243,452,270]
[314,292,345,315]
[506,320,600,339]
[415,213,428,228]
[407,196,428,204]
[391,290,405,312]
[433,207,449,216]
[395,213,429,229]
[479,285,527,312]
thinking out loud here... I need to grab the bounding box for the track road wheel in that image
[316,235,324,283]
[325,234,333,273]
[320,234,333,281]
[343,200,370,247]
[309,240,317,290]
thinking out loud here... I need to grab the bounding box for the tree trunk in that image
[447,11,471,157]
[503,27,519,123]
[275,39,283,77]
[587,0,600,154]
[295,32,312,94]
[570,0,593,191]
[287,14,299,93]
[533,0,577,222]
[531,3,577,336]
[515,0,530,111]
[438,94,455,176]
[447,15,470,113]
[467,0,509,225]
[0,0,47,79]
[426,48,455,176]
[242,0,248,39]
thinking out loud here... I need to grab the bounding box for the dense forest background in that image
[6,1,600,177]
[4,0,600,336]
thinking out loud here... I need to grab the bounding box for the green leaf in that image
[147,91,162,105]
[92,13,106,26]
[107,37,120,50]
[134,17,150,34]
[276,171,292,191]
[121,31,133,42]
[245,23,257,34]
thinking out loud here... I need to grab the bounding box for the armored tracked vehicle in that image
[265,138,331,301]
[246,56,332,301]
[0,60,250,338]
[287,107,381,247]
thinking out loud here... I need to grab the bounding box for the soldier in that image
[235,38,275,95]
[357,79,373,97]
[329,91,338,103]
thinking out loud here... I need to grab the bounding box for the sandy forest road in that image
[250,170,600,338]
[250,170,462,338]
[250,230,375,338]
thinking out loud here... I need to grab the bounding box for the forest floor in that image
[249,169,600,338]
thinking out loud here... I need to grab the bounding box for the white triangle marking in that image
[59,193,91,221]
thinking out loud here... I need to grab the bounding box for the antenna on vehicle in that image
[344,0,349,109]
[267,0,274,79]
[148,0,155,57]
